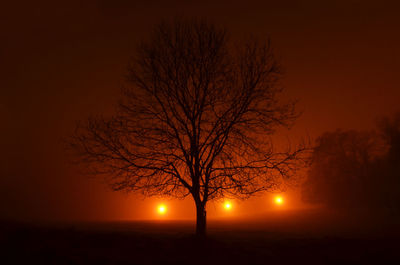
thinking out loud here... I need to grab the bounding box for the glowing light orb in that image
[224,201,232,210]
[157,204,167,214]
[274,196,284,205]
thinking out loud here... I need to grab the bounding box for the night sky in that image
[1,0,400,221]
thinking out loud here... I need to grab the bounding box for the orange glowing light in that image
[224,201,232,210]
[157,204,167,214]
[274,196,284,205]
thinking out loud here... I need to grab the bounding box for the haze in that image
[1,0,400,222]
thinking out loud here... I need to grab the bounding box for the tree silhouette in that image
[301,130,379,208]
[302,119,400,214]
[376,112,400,213]
[71,19,307,236]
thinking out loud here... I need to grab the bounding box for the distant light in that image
[157,204,167,214]
[224,201,232,210]
[274,196,284,205]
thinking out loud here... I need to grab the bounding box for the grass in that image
[1,210,399,265]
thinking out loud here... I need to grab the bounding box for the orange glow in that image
[157,204,167,215]
[274,196,284,205]
[224,201,232,210]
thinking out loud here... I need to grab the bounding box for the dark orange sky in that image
[1,0,400,221]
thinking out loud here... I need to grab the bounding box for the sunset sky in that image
[1,0,399,221]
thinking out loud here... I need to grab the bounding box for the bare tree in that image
[71,19,307,236]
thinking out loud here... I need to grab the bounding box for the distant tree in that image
[377,112,400,162]
[301,130,379,208]
[375,113,400,213]
[302,120,400,214]
[70,19,307,236]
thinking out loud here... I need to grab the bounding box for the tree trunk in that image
[195,203,207,237]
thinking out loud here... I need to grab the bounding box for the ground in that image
[1,210,399,265]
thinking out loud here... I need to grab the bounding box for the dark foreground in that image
[1,210,399,265]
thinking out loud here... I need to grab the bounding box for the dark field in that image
[2,210,399,265]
